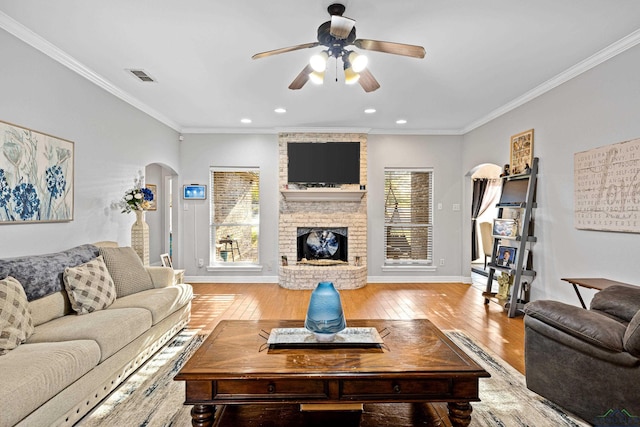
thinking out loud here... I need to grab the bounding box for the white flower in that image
[134,193,143,199]
[125,194,133,201]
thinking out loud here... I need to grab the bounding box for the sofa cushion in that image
[26,307,152,362]
[590,285,640,322]
[0,244,99,301]
[624,310,640,358]
[29,291,72,326]
[63,255,116,314]
[0,276,35,355]
[524,300,626,352]
[0,340,100,427]
[98,247,153,297]
[107,284,193,325]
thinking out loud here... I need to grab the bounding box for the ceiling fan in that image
[251,3,426,92]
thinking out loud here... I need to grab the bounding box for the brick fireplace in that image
[278,133,367,290]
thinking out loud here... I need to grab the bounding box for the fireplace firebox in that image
[297,227,348,262]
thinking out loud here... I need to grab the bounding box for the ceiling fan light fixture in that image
[347,51,368,73]
[344,65,360,85]
[309,70,325,85]
[310,51,329,72]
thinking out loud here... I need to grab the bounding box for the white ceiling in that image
[2,1,640,134]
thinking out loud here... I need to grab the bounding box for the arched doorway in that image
[467,164,502,281]
[144,163,179,266]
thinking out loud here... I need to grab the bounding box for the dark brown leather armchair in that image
[523,285,640,424]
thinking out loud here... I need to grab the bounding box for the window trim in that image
[383,167,434,266]
[209,166,260,267]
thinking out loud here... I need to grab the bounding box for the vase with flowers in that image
[120,174,154,265]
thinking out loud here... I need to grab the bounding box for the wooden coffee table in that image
[174,319,490,427]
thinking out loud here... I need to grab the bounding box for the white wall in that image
[462,43,640,306]
[367,134,465,281]
[0,30,180,258]
[178,134,280,279]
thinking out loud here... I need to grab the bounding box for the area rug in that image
[78,329,589,427]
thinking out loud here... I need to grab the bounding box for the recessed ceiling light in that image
[364,108,376,114]
[241,118,252,124]
[274,108,287,113]
[396,119,407,124]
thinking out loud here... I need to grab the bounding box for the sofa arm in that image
[524,300,627,352]
[145,266,174,288]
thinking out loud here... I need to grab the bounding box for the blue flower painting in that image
[0,120,73,223]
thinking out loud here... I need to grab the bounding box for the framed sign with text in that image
[574,138,640,233]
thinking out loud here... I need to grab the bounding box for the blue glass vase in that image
[304,281,346,342]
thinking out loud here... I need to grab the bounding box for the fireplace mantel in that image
[281,189,366,202]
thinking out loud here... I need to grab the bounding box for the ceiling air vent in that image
[126,69,156,83]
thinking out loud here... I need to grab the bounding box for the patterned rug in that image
[78,329,588,427]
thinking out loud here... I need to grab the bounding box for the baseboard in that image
[185,275,472,284]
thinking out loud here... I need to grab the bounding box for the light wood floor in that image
[188,282,525,374]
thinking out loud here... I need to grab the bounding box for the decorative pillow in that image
[98,247,153,297]
[63,256,116,315]
[0,276,35,355]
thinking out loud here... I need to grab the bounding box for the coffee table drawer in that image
[215,379,328,400]
[341,379,452,399]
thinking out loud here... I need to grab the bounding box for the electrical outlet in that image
[439,258,445,266]
[198,258,204,267]
[452,203,461,211]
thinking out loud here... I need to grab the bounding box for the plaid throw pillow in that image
[0,276,35,355]
[63,256,116,315]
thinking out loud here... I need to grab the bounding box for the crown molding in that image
[462,28,640,134]
[0,11,182,133]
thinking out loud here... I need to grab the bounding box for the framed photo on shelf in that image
[492,218,519,238]
[160,253,172,268]
[510,129,534,175]
[497,246,517,267]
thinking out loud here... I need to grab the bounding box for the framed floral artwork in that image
[145,184,157,211]
[0,120,74,223]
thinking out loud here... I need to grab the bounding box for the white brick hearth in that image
[278,133,368,290]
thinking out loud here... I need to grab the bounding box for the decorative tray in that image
[266,327,384,348]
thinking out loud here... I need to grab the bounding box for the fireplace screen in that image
[297,228,348,262]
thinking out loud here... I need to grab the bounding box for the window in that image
[210,168,260,264]
[384,168,433,264]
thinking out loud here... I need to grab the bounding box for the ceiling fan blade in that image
[288,65,314,90]
[354,39,426,59]
[330,15,355,39]
[358,69,380,93]
[252,42,320,60]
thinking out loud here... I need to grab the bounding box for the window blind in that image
[384,169,433,264]
[210,169,260,263]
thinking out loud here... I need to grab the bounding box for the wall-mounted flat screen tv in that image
[499,178,529,206]
[287,142,360,185]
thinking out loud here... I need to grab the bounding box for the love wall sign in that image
[574,137,640,233]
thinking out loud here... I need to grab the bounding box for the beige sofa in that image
[0,243,193,427]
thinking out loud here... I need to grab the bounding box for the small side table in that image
[173,269,185,284]
[561,278,637,308]
[219,239,241,261]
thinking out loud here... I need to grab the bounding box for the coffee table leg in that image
[191,404,216,427]
[447,402,472,427]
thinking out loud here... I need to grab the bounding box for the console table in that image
[561,277,638,309]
